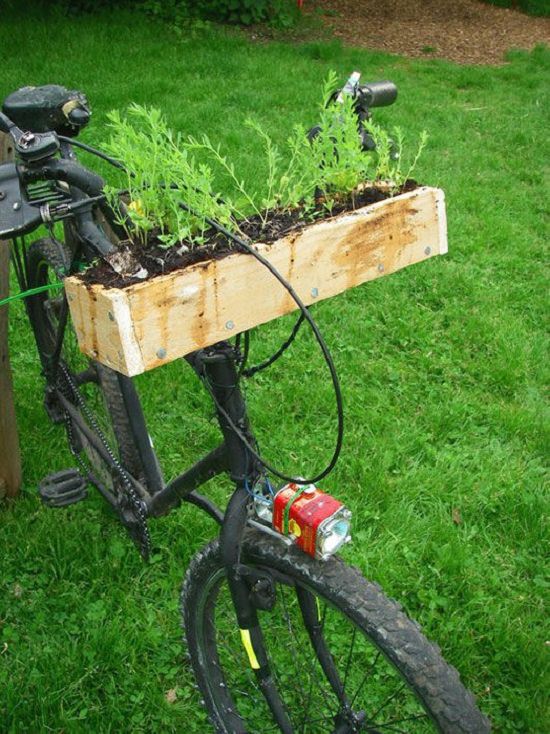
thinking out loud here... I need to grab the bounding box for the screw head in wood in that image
[156,347,167,359]
[225,320,235,330]
[311,287,319,298]
[108,311,114,321]
[425,246,432,255]
[377,263,384,273]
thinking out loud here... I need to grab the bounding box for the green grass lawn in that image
[0,7,548,733]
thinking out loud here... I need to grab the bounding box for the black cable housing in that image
[57,135,127,170]
[243,312,305,378]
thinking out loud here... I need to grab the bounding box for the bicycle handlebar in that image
[23,158,105,198]
[357,81,397,109]
[0,111,16,135]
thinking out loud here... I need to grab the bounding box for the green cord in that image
[283,485,308,535]
[0,282,64,308]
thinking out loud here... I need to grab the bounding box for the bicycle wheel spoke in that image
[343,625,357,693]
[300,655,317,733]
[373,713,429,729]
[350,650,382,707]
[369,682,407,720]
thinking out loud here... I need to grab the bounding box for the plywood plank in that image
[65,186,447,377]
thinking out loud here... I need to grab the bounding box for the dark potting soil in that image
[79,181,417,289]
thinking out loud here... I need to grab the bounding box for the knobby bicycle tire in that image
[25,236,148,492]
[181,531,490,734]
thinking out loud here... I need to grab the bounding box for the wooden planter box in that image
[65,186,447,377]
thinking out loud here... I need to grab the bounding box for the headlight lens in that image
[316,510,351,559]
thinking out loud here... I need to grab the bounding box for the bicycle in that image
[0,82,490,733]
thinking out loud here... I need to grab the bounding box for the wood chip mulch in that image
[309,0,549,65]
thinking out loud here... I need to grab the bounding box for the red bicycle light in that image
[272,483,351,560]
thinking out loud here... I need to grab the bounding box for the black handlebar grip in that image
[360,81,398,108]
[24,158,105,197]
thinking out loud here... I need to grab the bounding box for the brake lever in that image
[0,111,60,162]
[15,130,60,162]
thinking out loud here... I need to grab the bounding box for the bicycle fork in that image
[188,342,294,733]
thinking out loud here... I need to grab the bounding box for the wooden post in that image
[0,132,22,499]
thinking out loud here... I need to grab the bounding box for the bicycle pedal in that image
[38,469,88,508]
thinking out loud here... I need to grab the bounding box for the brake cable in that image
[242,312,306,379]
[57,136,127,170]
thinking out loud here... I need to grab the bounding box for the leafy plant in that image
[102,105,235,248]
[190,72,379,221]
[366,123,429,191]
[211,71,428,216]
[102,73,428,248]
[186,132,264,223]
[188,117,316,225]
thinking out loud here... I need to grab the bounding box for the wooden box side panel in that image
[64,280,145,376]
[66,186,446,376]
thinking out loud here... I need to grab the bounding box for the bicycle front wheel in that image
[181,531,490,733]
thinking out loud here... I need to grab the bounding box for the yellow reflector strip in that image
[240,629,260,669]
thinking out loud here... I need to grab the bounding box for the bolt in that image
[13,202,21,211]
[108,311,114,321]
[311,287,319,298]
[156,347,167,359]
[424,246,432,256]
[225,320,234,330]
[377,263,384,273]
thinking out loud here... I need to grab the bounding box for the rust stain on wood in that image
[191,263,208,350]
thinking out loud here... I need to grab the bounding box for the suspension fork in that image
[187,342,293,733]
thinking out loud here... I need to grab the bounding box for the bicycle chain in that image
[57,362,152,561]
